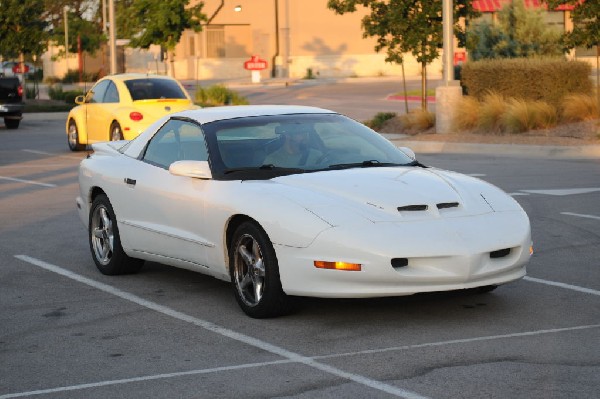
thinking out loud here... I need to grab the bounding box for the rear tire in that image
[229,221,291,318]
[67,120,85,151]
[89,194,143,275]
[4,118,19,129]
[476,285,498,293]
[110,122,123,141]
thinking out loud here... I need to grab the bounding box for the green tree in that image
[328,0,478,110]
[0,0,49,61]
[43,0,105,57]
[119,0,207,77]
[545,0,599,50]
[467,0,563,60]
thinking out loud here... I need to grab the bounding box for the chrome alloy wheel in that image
[91,205,114,266]
[111,124,122,141]
[68,123,78,147]
[233,234,266,307]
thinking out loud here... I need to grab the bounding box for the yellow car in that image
[66,73,197,151]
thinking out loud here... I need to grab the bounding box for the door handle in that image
[124,178,136,186]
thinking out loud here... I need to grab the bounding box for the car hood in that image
[264,167,523,225]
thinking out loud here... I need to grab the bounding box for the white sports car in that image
[76,105,532,318]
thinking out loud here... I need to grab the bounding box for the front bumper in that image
[275,210,531,297]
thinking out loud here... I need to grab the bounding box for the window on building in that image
[207,25,225,58]
[189,36,196,57]
[544,11,565,32]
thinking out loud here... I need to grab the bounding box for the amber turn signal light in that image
[314,261,361,271]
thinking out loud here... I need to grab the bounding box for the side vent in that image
[397,205,428,212]
[490,248,511,259]
[437,202,459,209]
[391,258,409,269]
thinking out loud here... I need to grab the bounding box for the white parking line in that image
[0,176,57,188]
[22,149,84,160]
[314,323,600,360]
[13,255,429,399]
[0,360,292,399]
[561,212,600,221]
[523,276,600,296]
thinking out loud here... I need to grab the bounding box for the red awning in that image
[472,0,575,12]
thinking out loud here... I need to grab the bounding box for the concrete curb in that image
[389,139,600,159]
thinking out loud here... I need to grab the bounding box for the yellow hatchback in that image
[66,73,197,151]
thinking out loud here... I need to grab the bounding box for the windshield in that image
[125,78,187,101]
[202,113,415,180]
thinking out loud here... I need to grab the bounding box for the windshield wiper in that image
[327,160,399,170]
[223,164,305,175]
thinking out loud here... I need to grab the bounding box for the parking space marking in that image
[0,360,293,399]
[523,276,600,296]
[314,323,600,360]
[0,176,57,188]
[561,212,600,221]
[520,188,600,196]
[22,149,84,161]
[13,255,430,399]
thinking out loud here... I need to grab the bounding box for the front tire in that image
[89,194,143,275]
[67,120,85,151]
[4,118,19,129]
[229,221,291,318]
[110,121,123,141]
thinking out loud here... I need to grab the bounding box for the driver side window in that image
[143,119,208,169]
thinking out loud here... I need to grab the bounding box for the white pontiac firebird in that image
[76,105,532,318]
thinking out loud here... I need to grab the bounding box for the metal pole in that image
[272,0,279,78]
[109,0,117,74]
[64,6,69,72]
[442,0,454,84]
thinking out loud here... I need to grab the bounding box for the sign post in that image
[244,55,268,83]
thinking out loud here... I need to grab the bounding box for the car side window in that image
[143,119,208,169]
[103,81,119,103]
[89,80,110,103]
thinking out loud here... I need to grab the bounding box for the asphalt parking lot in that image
[1,115,599,399]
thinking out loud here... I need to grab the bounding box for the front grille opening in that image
[437,202,459,209]
[391,258,409,269]
[490,248,511,259]
[397,205,428,212]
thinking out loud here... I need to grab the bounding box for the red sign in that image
[244,55,268,71]
[454,51,466,66]
[12,64,30,73]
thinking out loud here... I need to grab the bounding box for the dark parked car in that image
[0,77,24,129]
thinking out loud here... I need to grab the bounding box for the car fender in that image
[66,106,90,144]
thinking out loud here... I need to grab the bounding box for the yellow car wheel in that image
[67,120,86,151]
[110,122,123,141]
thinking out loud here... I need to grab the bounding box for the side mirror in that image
[169,160,212,180]
[398,146,416,161]
[74,95,85,105]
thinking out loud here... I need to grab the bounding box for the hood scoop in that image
[397,202,460,213]
[397,204,428,212]
[437,202,459,209]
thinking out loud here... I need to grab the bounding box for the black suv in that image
[0,77,24,129]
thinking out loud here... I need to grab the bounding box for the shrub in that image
[47,85,84,103]
[461,58,592,109]
[364,112,396,130]
[561,94,599,122]
[502,98,557,133]
[195,84,249,106]
[400,109,435,131]
[452,96,480,131]
[478,92,508,133]
[61,69,99,83]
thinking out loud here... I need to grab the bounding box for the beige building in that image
[41,0,596,81]
[168,0,442,80]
